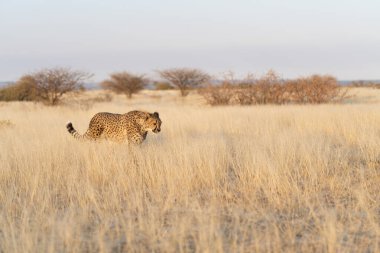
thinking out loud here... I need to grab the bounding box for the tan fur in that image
[66,110,162,144]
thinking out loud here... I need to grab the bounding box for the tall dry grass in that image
[0,90,379,252]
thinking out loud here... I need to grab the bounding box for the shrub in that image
[199,72,255,105]
[0,76,38,102]
[286,75,348,104]
[200,71,350,106]
[199,70,286,105]
[236,71,286,105]
[101,72,147,99]
[199,84,235,105]
[154,81,174,90]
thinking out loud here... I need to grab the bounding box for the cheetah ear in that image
[153,112,159,118]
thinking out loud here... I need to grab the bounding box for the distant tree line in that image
[0,67,351,105]
[349,80,380,88]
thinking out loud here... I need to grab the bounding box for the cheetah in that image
[66,111,162,144]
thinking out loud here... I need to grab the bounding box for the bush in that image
[237,71,287,105]
[200,71,349,106]
[199,71,286,105]
[199,84,235,105]
[154,81,174,90]
[0,76,38,102]
[286,75,348,104]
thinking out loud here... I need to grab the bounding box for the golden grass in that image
[0,89,379,252]
[0,119,13,129]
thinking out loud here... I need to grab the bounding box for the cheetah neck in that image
[136,123,147,138]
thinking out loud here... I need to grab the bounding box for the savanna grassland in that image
[0,89,379,253]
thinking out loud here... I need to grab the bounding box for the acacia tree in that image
[28,67,91,105]
[157,68,210,96]
[101,72,147,99]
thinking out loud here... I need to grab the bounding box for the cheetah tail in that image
[66,121,85,140]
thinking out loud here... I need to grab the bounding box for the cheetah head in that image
[144,112,162,133]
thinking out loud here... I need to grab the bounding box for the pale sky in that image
[1,0,379,81]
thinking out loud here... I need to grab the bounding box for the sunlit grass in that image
[0,89,379,252]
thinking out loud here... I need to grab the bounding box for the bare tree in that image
[28,68,91,105]
[101,72,147,99]
[157,68,210,96]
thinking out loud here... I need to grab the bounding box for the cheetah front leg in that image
[129,134,144,145]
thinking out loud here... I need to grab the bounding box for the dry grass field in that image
[0,88,379,252]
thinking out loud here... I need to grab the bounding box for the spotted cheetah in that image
[66,111,162,144]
